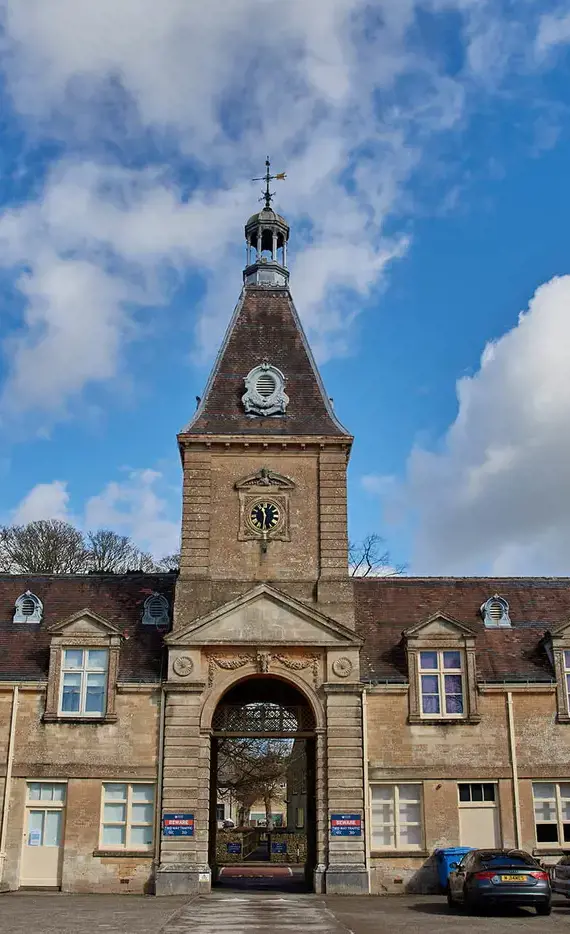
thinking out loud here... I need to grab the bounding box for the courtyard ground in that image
[1,891,570,933]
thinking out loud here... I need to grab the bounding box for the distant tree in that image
[0,519,88,574]
[153,551,181,572]
[349,533,405,577]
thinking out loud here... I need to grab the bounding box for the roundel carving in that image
[173,655,194,678]
[332,657,353,678]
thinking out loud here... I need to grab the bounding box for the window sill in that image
[93,849,154,859]
[43,713,118,724]
[556,714,570,724]
[371,850,429,859]
[408,715,481,726]
[533,847,569,857]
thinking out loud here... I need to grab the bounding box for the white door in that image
[20,782,66,887]
[458,782,501,849]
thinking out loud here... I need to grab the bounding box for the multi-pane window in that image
[26,782,66,847]
[59,649,108,716]
[419,650,464,717]
[370,784,423,850]
[100,783,155,850]
[564,652,570,714]
[533,782,570,845]
[458,783,496,803]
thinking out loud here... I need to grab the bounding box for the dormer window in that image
[14,591,43,624]
[142,593,170,627]
[481,595,511,628]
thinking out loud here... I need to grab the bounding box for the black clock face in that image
[249,501,281,532]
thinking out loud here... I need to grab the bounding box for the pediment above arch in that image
[166,584,361,648]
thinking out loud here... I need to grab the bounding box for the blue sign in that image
[227,842,242,854]
[163,813,194,837]
[331,813,362,837]
[271,842,287,854]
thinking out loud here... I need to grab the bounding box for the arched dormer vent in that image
[14,591,43,624]
[481,595,511,628]
[142,593,170,627]
[242,364,289,417]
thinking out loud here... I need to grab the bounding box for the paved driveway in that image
[2,891,570,933]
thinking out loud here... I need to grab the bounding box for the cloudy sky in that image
[0,0,569,575]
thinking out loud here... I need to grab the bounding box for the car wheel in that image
[463,891,478,915]
[446,885,456,910]
[536,902,552,916]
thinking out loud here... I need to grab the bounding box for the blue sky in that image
[1,0,570,575]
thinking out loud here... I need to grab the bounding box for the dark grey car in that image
[447,848,552,915]
[552,854,570,897]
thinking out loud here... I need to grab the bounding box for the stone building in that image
[1,199,570,897]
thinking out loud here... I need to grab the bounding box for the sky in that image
[0,0,570,576]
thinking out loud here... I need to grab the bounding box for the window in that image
[419,650,464,717]
[100,783,154,850]
[142,593,170,627]
[533,782,570,845]
[564,652,570,715]
[481,595,511,628]
[59,648,108,716]
[14,591,43,624]
[296,807,305,829]
[370,783,423,851]
[458,783,496,803]
[216,804,225,822]
[26,782,66,848]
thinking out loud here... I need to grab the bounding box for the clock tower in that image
[174,194,355,631]
[159,178,367,900]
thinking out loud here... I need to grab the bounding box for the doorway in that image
[20,782,66,888]
[208,677,317,892]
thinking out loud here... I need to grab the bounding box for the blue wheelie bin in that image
[435,847,474,890]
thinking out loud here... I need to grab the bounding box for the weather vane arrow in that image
[252,157,287,209]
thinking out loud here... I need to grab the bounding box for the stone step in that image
[162,894,349,933]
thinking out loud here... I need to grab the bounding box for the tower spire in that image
[252,156,287,209]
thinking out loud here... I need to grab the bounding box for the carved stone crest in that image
[242,363,289,417]
[172,655,194,678]
[332,657,353,678]
[235,467,295,491]
[206,650,321,688]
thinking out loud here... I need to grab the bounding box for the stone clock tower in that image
[157,191,367,897]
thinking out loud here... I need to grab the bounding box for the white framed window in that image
[25,782,67,848]
[419,650,465,717]
[59,649,108,716]
[370,783,423,851]
[533,782,570,846]
[100,783,155,850]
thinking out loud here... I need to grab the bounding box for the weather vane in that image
[252,157,287,209]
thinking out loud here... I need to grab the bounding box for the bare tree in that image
[85,529,137,573]
[349,533,405,577]
[217,737,299,827]
[153,551,181,571]
[0,520,88,573]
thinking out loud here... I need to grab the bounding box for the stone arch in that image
[200,665,325,734]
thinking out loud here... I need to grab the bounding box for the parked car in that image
[552,854,570,897]
[447,848,551,915]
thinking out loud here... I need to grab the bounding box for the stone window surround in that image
[551,630,570,723]
[43,632,120,723]
[97,781,155,854]
[406,631,480,725]
[13,590,44,624]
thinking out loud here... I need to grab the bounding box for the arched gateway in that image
[154,184,367,896]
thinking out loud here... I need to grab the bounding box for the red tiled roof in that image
[0,573,176,681]
[355,577,569,683]
[182,287,350,437]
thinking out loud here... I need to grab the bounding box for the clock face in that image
[249,500,281,532]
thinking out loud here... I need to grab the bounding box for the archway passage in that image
[209,677,317,892]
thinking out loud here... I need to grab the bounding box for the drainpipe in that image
[0,686,19,886]
[362,688,371,889]
[154,686,166,878]
[506,691,522,848]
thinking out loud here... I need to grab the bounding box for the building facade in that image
[1,202,570,896]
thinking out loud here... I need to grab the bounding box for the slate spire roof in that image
[181,200,350,438]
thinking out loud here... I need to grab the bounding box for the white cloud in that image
[8,468,179,558]
[10,479,71,524]
[535,10,570,58]
[0,0,560,423]
[403,275,570,574]
[84,468,180,558]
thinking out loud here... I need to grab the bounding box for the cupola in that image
[244,159,289,288]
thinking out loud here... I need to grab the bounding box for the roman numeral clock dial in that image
[249,500,281,533]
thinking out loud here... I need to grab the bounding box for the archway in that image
[208,676,317,892]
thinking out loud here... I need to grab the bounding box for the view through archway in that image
[209,677,316,892]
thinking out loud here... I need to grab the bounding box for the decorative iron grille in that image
[213,702,313,734]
